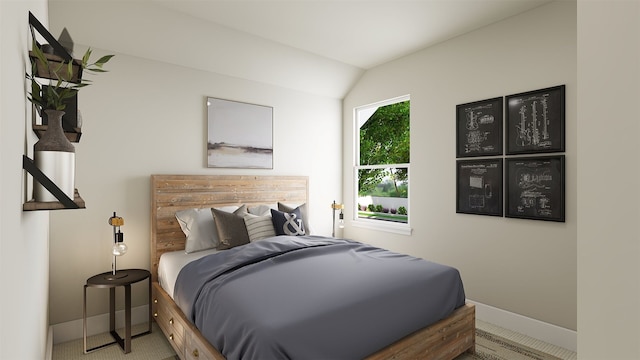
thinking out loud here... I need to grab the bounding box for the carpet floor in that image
[455,320,576,360]
[53,320,576,360]
[52,323,177,360]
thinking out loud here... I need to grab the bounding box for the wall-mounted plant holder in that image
[28,12,82,142]
[22,155,85,211]
[28,12,83,82]
[30,50,83,83]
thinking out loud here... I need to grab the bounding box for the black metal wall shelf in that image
[28,11,82,142]
[24,13,85,211]
[32,124,82,142]
[22,156,85,211]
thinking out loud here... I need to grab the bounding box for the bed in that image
[150,174,475,360]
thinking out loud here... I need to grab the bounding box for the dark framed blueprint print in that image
[456,158,503,216]
[456,97,503,158]
[505,155,565,222]
[506,85,565,155]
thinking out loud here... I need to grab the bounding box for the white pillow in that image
[176,206,239,253]
[247,203,277,216]
[244,213,276,242]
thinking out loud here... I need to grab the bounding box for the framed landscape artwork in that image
[456,158,503,217]
[207,97,273,169]
[505,155,565,222]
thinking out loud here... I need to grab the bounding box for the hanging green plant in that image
[26,42,114,112]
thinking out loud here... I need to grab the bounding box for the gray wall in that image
[577,0,640,358]
[343,1,577,331]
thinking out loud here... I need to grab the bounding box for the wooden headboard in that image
[150,175,309,282]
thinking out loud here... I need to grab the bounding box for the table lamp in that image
[107,211,128,280]
[331,201,344,237]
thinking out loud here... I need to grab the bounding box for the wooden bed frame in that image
[150,174,475,360]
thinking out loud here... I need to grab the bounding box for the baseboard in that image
[45,325,53,360]
[51,305,149,345]
[468,299,577,352]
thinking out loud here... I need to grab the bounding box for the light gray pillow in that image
[211,205,249,250]
[244,213,276,242]
[175,205,239,253]
[278,202,311,235]
[247,203,277,216]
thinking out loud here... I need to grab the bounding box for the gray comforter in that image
[174,235,466,360]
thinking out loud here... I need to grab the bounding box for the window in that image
[354,95,410,234]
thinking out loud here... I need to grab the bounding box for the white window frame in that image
[353,95,412,236]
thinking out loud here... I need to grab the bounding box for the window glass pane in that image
[357,167,408,224]
[359,100,410,166]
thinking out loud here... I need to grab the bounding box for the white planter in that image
[34,151,75,201]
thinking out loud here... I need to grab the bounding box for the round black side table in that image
[83,269,152,354]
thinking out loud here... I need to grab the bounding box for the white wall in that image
[343,1,577,331]
[577,0,640,358]
[47,1,362,99]
[44,47,343,327]
[0,1,52,359]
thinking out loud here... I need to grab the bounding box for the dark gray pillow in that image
[211,205,249,249]
[278,202,311,235]
[271,208,306,236]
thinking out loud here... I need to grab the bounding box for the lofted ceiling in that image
[153,0,553,69]
[49,0,553,98]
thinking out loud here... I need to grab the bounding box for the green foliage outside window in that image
[358,101,410,197]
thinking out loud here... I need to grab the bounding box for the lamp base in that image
[103,272,129,281]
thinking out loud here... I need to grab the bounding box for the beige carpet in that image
[52,323,177,360]
[457,330,561,360]
[53,320,576,360]
[456,320,576,360]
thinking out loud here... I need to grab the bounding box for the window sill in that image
[351,219,413,236]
